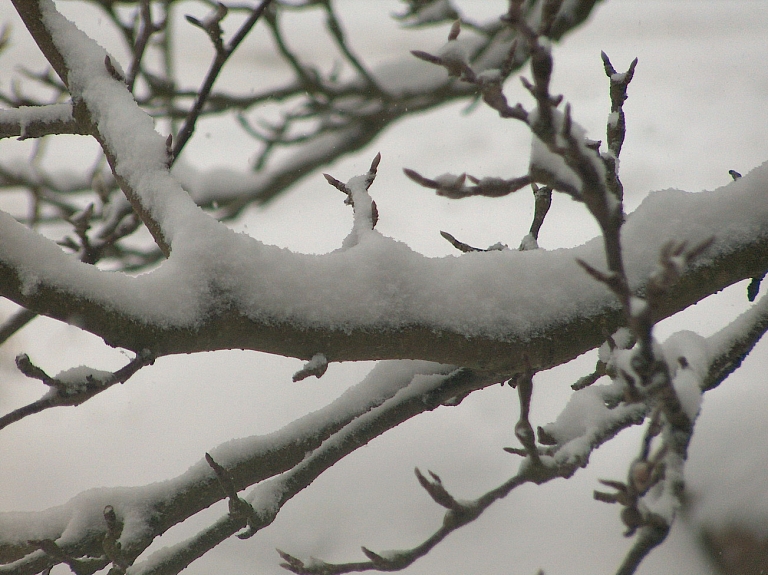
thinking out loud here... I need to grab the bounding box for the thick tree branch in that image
[0,364,489,575]
[1,174,766,372]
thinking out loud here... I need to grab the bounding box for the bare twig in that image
[404,168,530,199]
[320,0,384,94]
[439,230,484,253]
[519,183,552,250]
[205,453,262,539]
[172,0,273,160]
[126,0,165,92]
[0,350,155,431]
[511,367,540,464]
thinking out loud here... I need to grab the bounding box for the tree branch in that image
[0,349,155,431]
[0,363,486,575]
[172,0,273,160]
[1,173,766,371]
[0,104,87,140]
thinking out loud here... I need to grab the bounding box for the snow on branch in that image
[270,259,768,575]
[324,152,381,248]
[274,382,647,575]
[0,0,765,382]
[0,349,155,431]
[292,353,329,382]
[0,166,767,372]
[13,0,217,256]
[0,362,477,575]
[0,103,86,140]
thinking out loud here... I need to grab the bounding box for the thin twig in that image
[126,0,164,92]
[0,350,155,432]
[0,308,36,345]
[172,0,273,160]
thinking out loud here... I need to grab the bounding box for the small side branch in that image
[511,368,541,464]
[325,153,381,246]
[519,183,552,250]
[321,0,383,94]
[404,168,530,199]
[292,353,329,382]
[601,52,637,160]
[601,52,638,202]
[0,103,87,140]
[439,231,485,253]
[125,0,165,92]
[0,350,155,431]
[205,453,262,539]
[173,0,273,160]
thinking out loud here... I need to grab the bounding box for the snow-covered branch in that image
[0,349,155,431]
[272,255,768,575]
[1,165,767,371]
[0,103,86,140]
[0,362,491,575]
[1,2,768,574]
[12,0,205,256]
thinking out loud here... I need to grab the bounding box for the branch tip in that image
[448,20,461,41]
[323,173,349,194]
[369,151,381,173]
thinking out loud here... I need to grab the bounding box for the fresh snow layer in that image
[4,0,762,351]
[2,159,767,343]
